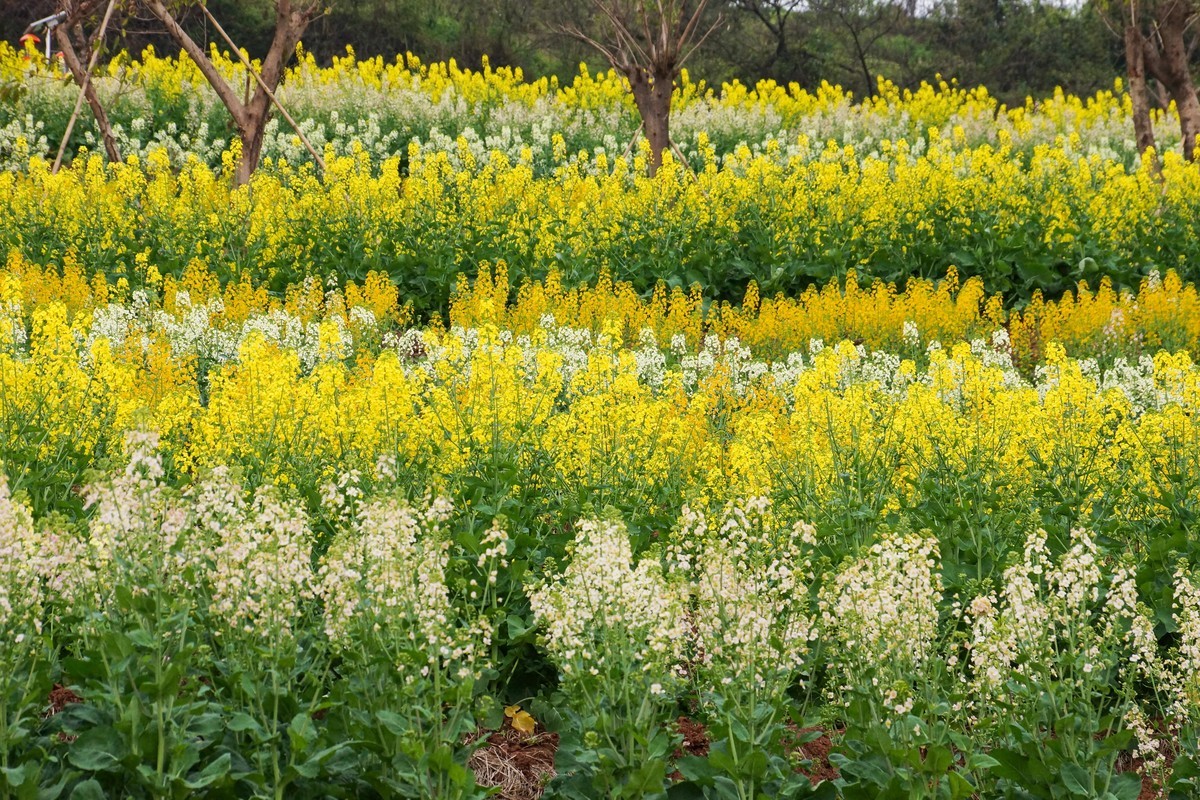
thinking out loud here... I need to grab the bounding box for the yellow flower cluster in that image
[453,262,1200,363]
[4,259,1200,530]
[3,135,1198,310]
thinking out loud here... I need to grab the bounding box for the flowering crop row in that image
[1,134,1199,310]
[4,258,1200,528]
[3,438,1199,797]
[6,47,1200,303]
[0,43,1183,171]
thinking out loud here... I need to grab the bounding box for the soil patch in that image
[45,684,82,717]
[787,724,839,784]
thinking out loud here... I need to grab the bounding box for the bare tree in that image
[140,0,324,184]
[561,0,720,175]
[732,0,802,73]
[809,0,906,97]
[1121,0,1200,160]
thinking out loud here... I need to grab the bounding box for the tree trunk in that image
[1177,89,1200,161]
[629,67,672,176]
[236,106,270,186]
[1143,0,1200,161]
[54,26,120,163]
[1124,22,1156,157]
[233,6,308,184]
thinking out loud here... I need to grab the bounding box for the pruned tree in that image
[561,0,721,175]
[1119,0,1200,160]
[140,0,325,184]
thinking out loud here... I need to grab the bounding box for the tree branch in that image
[53,0,121,168]
[143,0,246,126]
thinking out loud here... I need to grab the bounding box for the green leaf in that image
[506,614,529,638]
[126,629,155,648]
[0,765,27,789]
[666,782,706,800]
[923,744,954,775]
[292,744,345,780]
[988,748,1033,783]
[947,770,976,800]
[375,709,409,737]
[68,779,106,800]
[288,712,316,753]
[829,751,892,788]
[674,755,716,784]
[967,753,1001,771]
[1059,763,1092,796]
[228,713,263,735]
[184,754,231,789]
[68,728,124,772]
[1106,773,1143,800]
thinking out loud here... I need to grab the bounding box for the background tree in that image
[727,0,818,82]
[1123,0,1200,159]
[1121,0,1157,155]
[140,0,325,183]
[0,0,1135,116]
[808,0,908,96]
[560,0,721,175]
[50,0,126,164]
[931,0,1116,103]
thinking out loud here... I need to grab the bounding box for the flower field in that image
[4,46,1200,800]
[6,42,1200,307]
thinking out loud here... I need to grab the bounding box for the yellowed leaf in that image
[511,710,536,734]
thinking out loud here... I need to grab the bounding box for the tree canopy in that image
[4,0,1126,104]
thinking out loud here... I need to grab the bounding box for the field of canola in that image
[4,45,1200,800]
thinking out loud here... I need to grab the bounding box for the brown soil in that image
[45,684,82,717]
[468,718,559,800]
[787,725,840,785]
[674,716,711,759]
[667,716,711,781]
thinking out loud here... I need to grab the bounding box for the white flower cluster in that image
[821,529,943,673]
[671,498,817,692]
[79,291,361,373]
[319,495,490,678]
[28,434,208,623]
[319,468,364,523]
[963,528,1144,717]
[0,473,43,661]
[83,430,200,600]
[530,517,686,685]
[1168,565,1200,722]
[209,485,315,641]
[0,298,25,352]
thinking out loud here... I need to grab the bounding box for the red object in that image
[19,33,41,45]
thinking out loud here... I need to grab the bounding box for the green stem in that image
[272,661,283,800]
[1,683,9,800]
